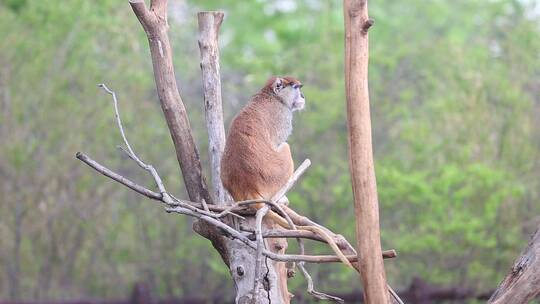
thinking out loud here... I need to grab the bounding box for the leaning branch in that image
[488,224,540,304]
[129,0,212,205]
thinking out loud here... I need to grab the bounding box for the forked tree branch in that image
[76,150,371,265]
[80,2,403,302]
[78,83,396,262]
[76,150,397,261]
[129,0,212,205]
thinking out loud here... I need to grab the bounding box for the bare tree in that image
[77,0,400,303]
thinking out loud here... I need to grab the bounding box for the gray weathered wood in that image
[488,224,540,304]
[196,11,287,303]
[197,11,232,205]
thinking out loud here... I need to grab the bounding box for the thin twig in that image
[271,159,311,203]
[98,83,169,198]
[299,263,344,303]
[76,152,161,200]
[244,230,397,259]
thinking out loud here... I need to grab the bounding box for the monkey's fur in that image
[221,76,353,272]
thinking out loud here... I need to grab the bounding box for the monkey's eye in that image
[292,84,303,89]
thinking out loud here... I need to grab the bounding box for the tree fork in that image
[129,0,212,205]
[128,0,227,263]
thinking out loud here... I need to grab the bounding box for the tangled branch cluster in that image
[76,84,396,303]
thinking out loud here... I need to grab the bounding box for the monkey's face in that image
[272,77,306,111]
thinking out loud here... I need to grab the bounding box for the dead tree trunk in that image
[488,224,540,304]
[128,2,289,302]
[196,11,289,304]
[128,0,231,265]
[129,0,211,205]
[197,12,232,205]
[343,0,390,303]
[69,1,402,303]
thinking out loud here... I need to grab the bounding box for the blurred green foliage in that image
[0,0,539,301]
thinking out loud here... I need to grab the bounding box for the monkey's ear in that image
[272,77,284,94]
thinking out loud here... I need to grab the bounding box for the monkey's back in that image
[221,97,294,201]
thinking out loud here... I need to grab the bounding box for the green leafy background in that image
[0,0,539,301]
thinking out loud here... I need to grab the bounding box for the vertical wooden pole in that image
[196,11,288,304]
[197,11,233,205]
[343,0,390,303]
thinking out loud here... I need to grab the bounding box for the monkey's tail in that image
[298,225,355,269]
[268,211,354,269]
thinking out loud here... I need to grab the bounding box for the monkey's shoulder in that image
[229,102,272,132]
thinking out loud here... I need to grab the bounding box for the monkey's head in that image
[265,76,305,111]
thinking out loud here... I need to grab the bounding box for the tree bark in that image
[120,8,287,303]
[196,14,290,302]
[129,1,393,303]
[197,11,232,205]
[129,0,212,205]
[128,0,228,265]
[488,224,540,304]
[195,11,287,303]
[343,0,390,303]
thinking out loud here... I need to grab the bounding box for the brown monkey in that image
[221,76,352,270]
